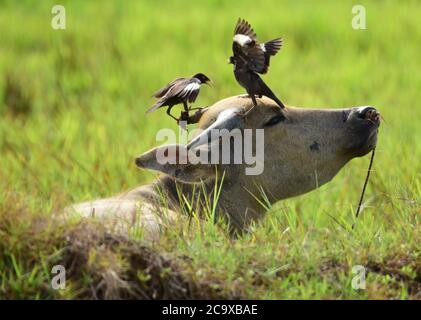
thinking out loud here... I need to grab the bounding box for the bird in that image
[229,18,285,109]
[233,18,283,74]
[147,73,212,122]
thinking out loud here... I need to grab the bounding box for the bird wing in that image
[262,38,283,56]
[232,41,265,73]
[232,18,265,73]
[156,78,201,104]
[258,38,283,74]
[152,77,186,98]
[234,18,257,41]
[179,79,201,103]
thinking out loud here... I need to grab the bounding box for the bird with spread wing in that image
[229,18,286,109]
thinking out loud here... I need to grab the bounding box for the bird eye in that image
[264,114,285,127]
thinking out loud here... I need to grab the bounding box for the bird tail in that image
[258,77,286,109]
[270,93,286,110]
[264,38,283,56]
[146,99,164,113]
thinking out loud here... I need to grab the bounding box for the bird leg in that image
[249,93,258,107]
[179,110,190,122]
[242,92,257,117]
[183,101,189,112]
[166,106,179,122]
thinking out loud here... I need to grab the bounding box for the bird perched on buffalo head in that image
[229,18,286,110]
[147,73,212,123]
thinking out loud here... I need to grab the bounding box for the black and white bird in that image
[229,18,285,109]
[147,73,212,121]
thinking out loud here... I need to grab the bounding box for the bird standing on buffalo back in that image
[147,73,212,123]
[229,18,286,110]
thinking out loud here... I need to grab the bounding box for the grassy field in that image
[0,0,420,299]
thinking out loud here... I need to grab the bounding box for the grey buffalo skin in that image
[65,95,380,240]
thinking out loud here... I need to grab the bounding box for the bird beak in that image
[206,80,214,87]
[227,58,231,64]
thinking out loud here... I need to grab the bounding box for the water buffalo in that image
[65,95,380,240]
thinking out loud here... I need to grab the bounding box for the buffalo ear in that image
[135,144,215,184]
[135,107,245,183]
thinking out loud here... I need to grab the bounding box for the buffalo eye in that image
[264,115,285,127]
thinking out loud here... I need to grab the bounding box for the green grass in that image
[0,0,420,299]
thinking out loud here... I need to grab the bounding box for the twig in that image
[352,148,376,230]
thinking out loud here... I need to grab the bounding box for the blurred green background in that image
[0,0,420,299]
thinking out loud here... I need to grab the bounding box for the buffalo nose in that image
[357,106,380,122]
[135,157,143,167]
